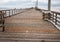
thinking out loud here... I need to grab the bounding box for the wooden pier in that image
[0,8,60,42]
[0,0,60,42]
[3,8,59,33]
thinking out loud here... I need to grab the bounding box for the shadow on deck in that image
[4,9,60,33]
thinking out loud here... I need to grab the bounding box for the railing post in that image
[0,11,5,32]
[13,9,14,15]
[3,10,6,18]
[14,9,15,14]
[43,12,45,20]
[55,14,57,25]
[15,9,16,14]
[2,19,5,32]
[52,12,54,22]
[9,10,10,17]
[2,14,5,32]
[12,9,13,15]
[15,9,17,14]
[5,11,6,17]
[48,12,51,20]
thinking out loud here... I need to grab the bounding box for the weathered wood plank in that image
[4,9,60,33]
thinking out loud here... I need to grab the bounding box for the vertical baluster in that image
[55,13,57,25]
[14,9,15,14]
[0,11,5,32]
[54,13,55,23]
[15,9,17,14]
[9,10,10,17]
[15,9,16,14]
[17,9,18,13]
[13,9,14,15]
[12,9,13,15]
[48,12,51,20]
[16,9,17,14]
[53,12,54,22]
[43,13,45,20]
[4,11,6,18]
[2,17,5,32]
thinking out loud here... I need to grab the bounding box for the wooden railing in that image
[50,11,60,29]
[1,8,32,18]
[0,9,22,32]
[0,11,5,32]
[0,8,32,32]
[1,9,21,17]
[36,8,60,30]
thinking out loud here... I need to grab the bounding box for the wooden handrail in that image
[0,8,35,32]
[0,8,32,18]
[51,11,60,15]
[36,8,60,30]
[0,11,5,32]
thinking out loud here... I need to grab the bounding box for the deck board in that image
[5,9,60,33]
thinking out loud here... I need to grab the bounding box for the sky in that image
[0,0,60,11]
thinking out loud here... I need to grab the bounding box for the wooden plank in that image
[5,9,60,33]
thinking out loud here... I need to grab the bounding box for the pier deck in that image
[0,9,60,42]
[4,9,60,33]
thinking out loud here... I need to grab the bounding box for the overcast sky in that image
[0,0,60,8]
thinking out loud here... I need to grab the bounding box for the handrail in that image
[0,8,32,18]
[0,9,23,18]
[36,8,60,30]
[1,9,20,17]
[0,11,5,32]
[0,8,32,32]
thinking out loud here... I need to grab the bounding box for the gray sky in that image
[0,0,60,8]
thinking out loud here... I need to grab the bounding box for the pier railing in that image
[1,8,32,18]
[1,9,22,17]
[37,8,60,30]
[0,8,32,32]
[50,11,60,30]
[0,11,5,32]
